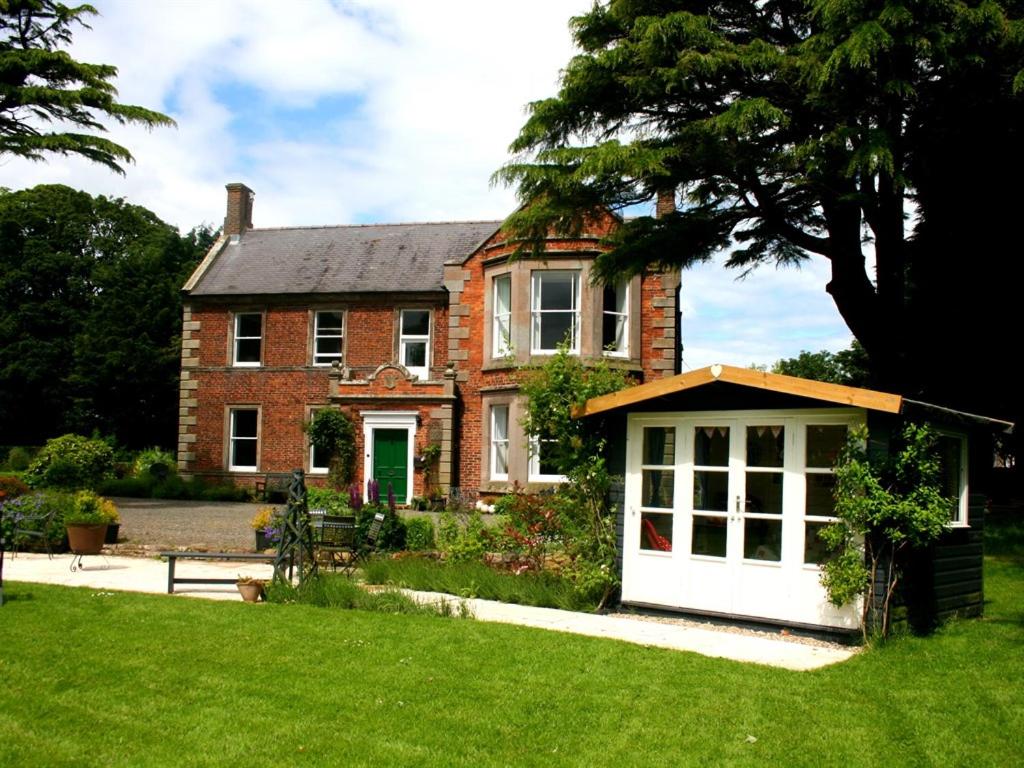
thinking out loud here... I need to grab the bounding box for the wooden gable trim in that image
[574,364,903,418]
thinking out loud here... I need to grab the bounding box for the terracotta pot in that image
[237,582,263,602]
[66,524,108,555]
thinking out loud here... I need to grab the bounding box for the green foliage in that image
[63,489,118,525]
[495,0,1024,441]
[132,448,176,478]
[436,508,491,564]
[0,185,214,448]
[355,503,406,552]
[0,474,29,500]
[363,556,595,611]
[772,342,871,387]
[305,409,356,489]
[494,489,560,570]
[0,1,175,173]
[305,486,352,515]
[518,344,630,476]
[265,573,459,617]
[404,516,436,552]
[821,424,955,637]
[25,433,114,489]
[94,474,251,502]
[3,446,33,471]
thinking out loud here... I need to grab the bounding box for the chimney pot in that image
[224,183,254,237]
[655,188,676,218]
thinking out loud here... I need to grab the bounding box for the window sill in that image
[232,362,261,368]
[228,466,258,473]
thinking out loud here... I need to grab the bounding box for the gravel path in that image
[110,497,266,553]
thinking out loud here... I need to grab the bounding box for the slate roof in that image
[188,221,501,296]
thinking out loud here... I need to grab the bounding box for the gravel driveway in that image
[110,497,266,553]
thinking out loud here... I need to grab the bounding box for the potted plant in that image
[236,575,266,602]
[65,491,118,555]
[250,506,281,551]
[104,502,122,544]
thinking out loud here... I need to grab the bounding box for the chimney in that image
[224,183,254,237]
[655,188,676,218]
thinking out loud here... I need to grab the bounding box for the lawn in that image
[1,560,1021,767]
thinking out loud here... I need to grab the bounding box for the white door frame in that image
[360,411,417,505]
[622,408,864,629]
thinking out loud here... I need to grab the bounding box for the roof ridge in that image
[247,220,503,233]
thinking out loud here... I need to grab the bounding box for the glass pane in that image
[602,312,626,352]
[693,470,728,512]
[936,435,963,513]
[640,512,673,552]
[805,474,837,517]
[403,341,427,368]
[232,410,258,438]
[643,427,675,466]
[494,276,511,314]
[401,309,430,336]
[804,521,838,565]
[236,313,261,337]
[806,425,847,468]
[232,439,257,468]
[538,273,575,310]
[493,443,508,475]
[235,338,261,363]
[745,472,783,515]
[692,515,727,557]
[315,337,342,357]
[695,426,729,466]
[539,312,573,350]
[495,315,511,353]
[492,406,508,440]
[537,441,560,476]
[743,518,782,561]
[642,469,674,508]
[316,311,343,332]
[747,425,784,467]
[311,442,330,470]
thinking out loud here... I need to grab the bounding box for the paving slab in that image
[3,553,857,670]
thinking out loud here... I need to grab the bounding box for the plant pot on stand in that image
[66,523,108,571]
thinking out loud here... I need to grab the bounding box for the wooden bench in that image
[254,472,292,501]
[159,551,276,594]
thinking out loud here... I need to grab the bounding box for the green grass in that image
[265,572,470,617]
[1,556,1021,767]
[363,555,595,611]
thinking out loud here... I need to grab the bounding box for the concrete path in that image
[3,553,857,671]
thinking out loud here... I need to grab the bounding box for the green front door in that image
[372,428,408,503]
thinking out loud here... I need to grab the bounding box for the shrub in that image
[65,490,119,525]
[25,434,115,490]
[305,410,356,489]
[0,490,73,549]
[356,503,406,551]
[405,517,436,551]
[196,482,252,502]
[437,509,489,563]
[133,448,176,478]
[5,446,33,471]
[306,486,352,515]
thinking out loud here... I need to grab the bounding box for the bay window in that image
[531,270,580,353]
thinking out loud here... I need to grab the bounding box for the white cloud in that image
[1,0,855,364]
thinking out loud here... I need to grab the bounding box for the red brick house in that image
[177,183,680,503]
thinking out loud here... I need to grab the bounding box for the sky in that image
[2,0,854,369]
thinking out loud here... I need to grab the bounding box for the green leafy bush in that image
[0,490,73,550]
[437,509,490,563]
[404,517,436,551]
[306,486,352,515]
[305,410,356,488]
[133,447,176,477]
[356,504,406,551]
[25,434,115,490]
[4,446,33,471]
[65,490,119,525]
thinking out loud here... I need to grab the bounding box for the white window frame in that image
[399,309,431,380]
[492,274,512,358]
[232,312,262,367]
[936,430,969,527]
[531,270,580,354]
[490,404,510,481]
[229,408,259,472]
[312,310,344,366]
[528,434,566,483]
[308,408,330,475]
[602,280,629,357]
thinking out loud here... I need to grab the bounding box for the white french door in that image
[622,410,862,629]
